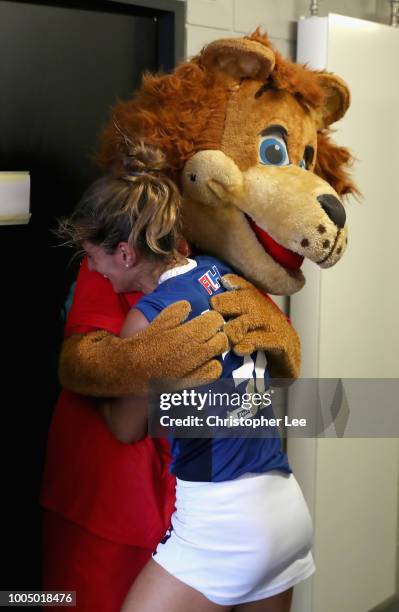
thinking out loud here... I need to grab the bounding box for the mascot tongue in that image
[248,218,304,271]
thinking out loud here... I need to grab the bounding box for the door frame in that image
[101,0,185,68]
[13,0,186,70]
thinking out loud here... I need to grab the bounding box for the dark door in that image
[0,0,159,590]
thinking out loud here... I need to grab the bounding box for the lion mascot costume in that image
[41,30,356,612]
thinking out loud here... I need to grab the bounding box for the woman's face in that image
[82,241,133,293]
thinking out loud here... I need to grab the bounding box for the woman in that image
[58,141,315,612]
[41,183,227,612]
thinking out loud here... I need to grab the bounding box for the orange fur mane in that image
[97,29,357,196]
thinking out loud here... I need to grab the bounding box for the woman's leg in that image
[234,587,293,612]
[121,559,231,612]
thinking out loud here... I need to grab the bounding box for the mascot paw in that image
[210,273,301,379]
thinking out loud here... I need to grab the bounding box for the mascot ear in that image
[200,38,275,80]
[315,73,351,129]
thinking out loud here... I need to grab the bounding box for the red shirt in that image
[40,258,175,548]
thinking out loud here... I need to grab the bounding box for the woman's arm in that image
[120,309,150,338]
[100,309,152,444]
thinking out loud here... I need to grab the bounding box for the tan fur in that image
[181,77,350,294]
[221,85,317,171]
[59,303,228,396]
[182,188,305,296]
[201,37,275,80]
[211,275,301,378]
[62,31,356,395]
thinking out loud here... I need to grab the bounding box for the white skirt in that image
[152,470,315,606]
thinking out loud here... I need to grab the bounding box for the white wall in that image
[182,0,391,58]
[293,15,399,612]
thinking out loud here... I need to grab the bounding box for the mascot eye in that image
[259,136,289,166]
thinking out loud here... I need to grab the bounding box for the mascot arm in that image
[59,301,228,397]
[210,274,301,379]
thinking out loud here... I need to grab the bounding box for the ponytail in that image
[58,141,182,261]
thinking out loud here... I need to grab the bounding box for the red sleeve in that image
[64,258,142,337]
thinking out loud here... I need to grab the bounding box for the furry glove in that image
[211,274,301,379]
[59,301,228,397]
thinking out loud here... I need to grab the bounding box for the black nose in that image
[317,194,346,228]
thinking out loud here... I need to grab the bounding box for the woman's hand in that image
[210,274,301,380]
[59,300,228,397]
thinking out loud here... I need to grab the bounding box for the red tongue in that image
[248,218,304,271]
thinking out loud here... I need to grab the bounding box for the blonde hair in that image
[58,142,182,261]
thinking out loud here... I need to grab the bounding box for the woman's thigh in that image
[121,559,231,612]
[234,587,293,612]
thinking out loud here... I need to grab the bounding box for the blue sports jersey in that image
[135,256,292,482]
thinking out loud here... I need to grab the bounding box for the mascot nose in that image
[317,194,346,228]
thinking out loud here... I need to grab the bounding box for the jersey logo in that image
[198,265,221,295]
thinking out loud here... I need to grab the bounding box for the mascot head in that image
[98,29,357,295]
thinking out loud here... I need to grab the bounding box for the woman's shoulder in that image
[194,255,233,275]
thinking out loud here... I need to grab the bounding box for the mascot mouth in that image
[247,216,304,271]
